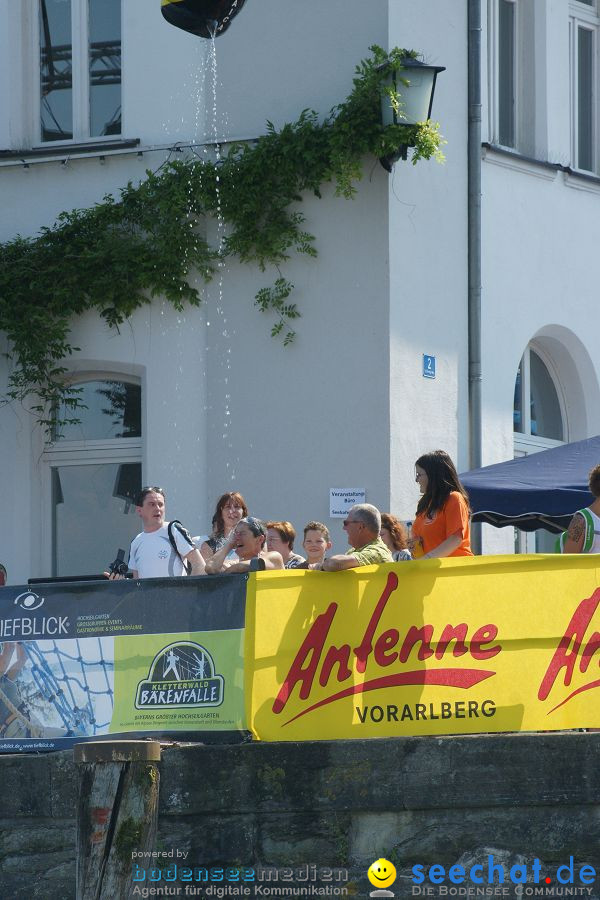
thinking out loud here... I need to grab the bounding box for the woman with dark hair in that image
[411,450,473,559]
[200,491,248,562]
[380,514,412,561]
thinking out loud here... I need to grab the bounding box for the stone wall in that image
[1,733,600,899]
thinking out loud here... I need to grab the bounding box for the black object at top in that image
[161,0,248,39]
[108,549,129,577]
[167,521,195,575]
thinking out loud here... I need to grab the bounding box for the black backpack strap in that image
[167,520,194,575]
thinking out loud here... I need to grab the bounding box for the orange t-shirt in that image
[412,492,472,557]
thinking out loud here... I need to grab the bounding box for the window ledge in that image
[481,144,559,181]
[561,167,600,194]
[0,139,140,168]
[0,136,263,169]
[0,139,140,160]
[483,143,600,192]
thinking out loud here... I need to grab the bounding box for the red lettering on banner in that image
[399,625,435,662]
[539,588,600,711]
[272,572,500,719]
[319,644,352,686]
[470,625,501,659]
[281,669,495,726]
[353,572,399,672]
[374,629,400,666]
[435,623,469,658]
[272,603,337,713]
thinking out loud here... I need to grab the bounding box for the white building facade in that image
[0,0,598,583]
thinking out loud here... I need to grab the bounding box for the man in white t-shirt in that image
[114,486,205,579]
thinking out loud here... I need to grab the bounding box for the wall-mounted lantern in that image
[378,56,445,171]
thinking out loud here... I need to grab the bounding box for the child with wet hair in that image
[297,522,332,570]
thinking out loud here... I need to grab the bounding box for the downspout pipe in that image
[468,0,482,554]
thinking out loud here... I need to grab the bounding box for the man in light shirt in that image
[109,486,205,579]
[321,504,392,571]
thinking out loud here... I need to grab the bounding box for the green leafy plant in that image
[0,45,444,434]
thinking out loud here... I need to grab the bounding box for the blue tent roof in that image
[460,436,600,533]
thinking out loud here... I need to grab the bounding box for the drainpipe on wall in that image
[468,0,483,554]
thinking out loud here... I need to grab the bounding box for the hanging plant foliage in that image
[0,46,445,434]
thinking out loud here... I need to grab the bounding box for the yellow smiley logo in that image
[367,858,397,889]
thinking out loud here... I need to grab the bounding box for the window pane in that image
[535,529,558,552]
[578,27,594,171]
[513,359,523,432]
[89,0,122,136]
[529,351,563,440]
[40,0,73,141]
[499,0,516,147]
[55,381,141,441]
[52,462,141,576]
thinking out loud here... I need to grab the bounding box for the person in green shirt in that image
[321,504,392,571]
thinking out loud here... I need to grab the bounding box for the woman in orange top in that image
[411,450,473,559]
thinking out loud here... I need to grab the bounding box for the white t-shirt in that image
[129,523,194,578]
[587,509,600,553]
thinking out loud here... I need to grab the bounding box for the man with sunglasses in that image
[321,504,392,571]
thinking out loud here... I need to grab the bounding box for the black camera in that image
[108,548,132,578]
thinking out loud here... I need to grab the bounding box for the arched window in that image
[513,346,565,552]
[514,347,564,442]
[43,377,142,577]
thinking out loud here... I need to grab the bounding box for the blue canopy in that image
[460,436,600,533]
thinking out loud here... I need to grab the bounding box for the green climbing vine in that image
[0,45,445,433]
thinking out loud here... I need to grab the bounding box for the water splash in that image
[205,33,237,480]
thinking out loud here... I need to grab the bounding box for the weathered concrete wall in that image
[1,734,600,899]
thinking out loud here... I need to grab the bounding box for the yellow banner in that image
[245,555,600,740]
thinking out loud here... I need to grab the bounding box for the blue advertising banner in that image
[0,576,247,752]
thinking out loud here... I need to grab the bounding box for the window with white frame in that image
[42,378,142,577]
[570,0,599,172]
[513,346,566,553]
[513,347,565,443]
[490,0,538,155]
[39,0,121,143]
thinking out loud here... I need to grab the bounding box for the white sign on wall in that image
[329,488,366,518]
